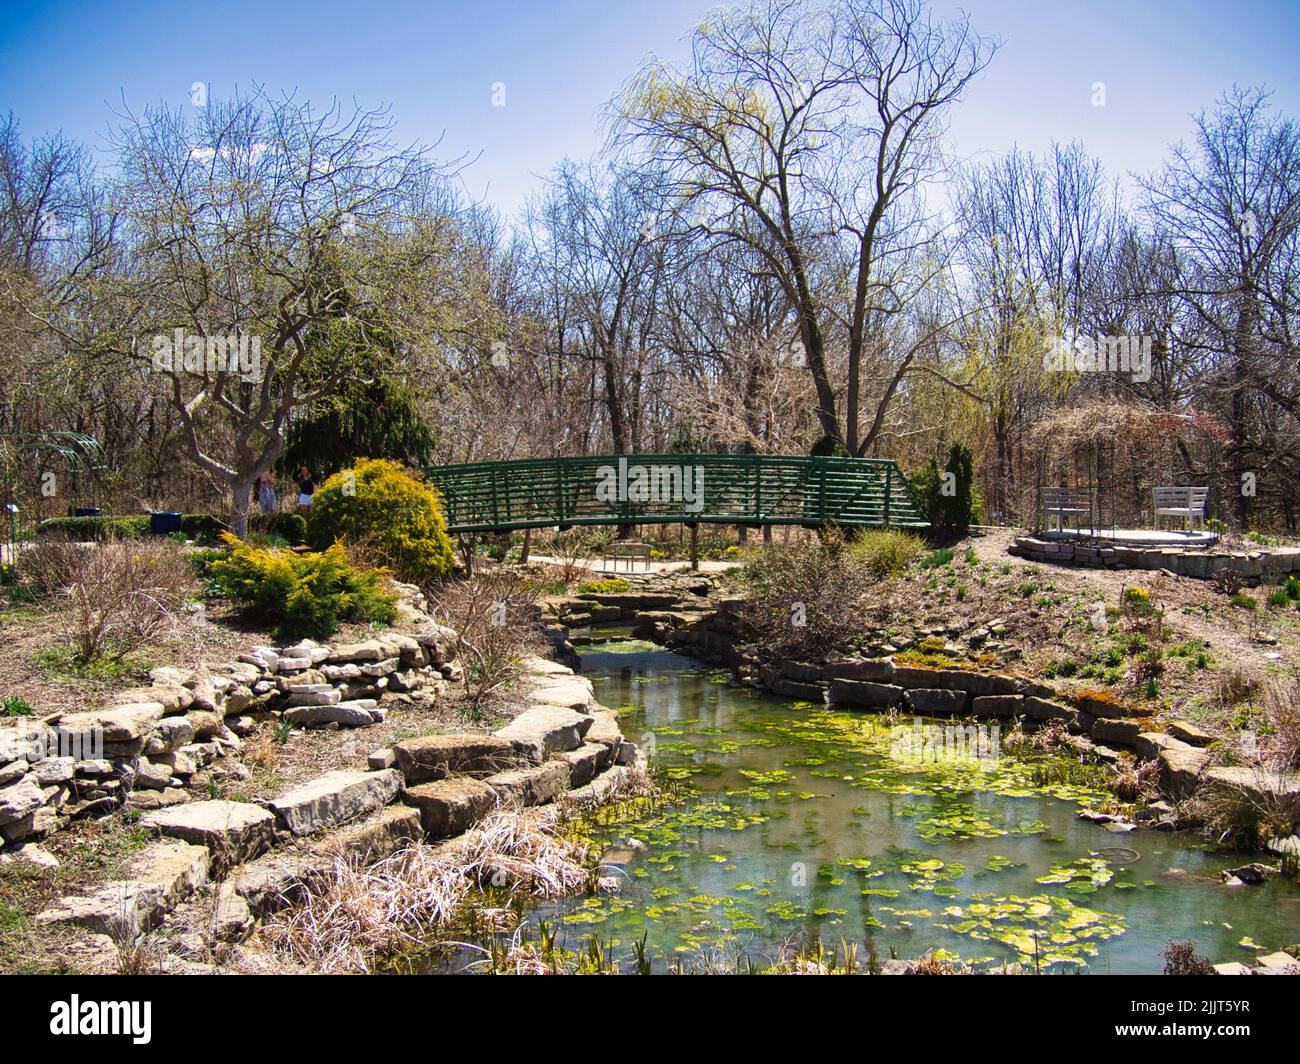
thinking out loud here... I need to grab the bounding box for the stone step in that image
[266,768,402,836]
[36,840,209,937]
[232,805,422,916]
[486,761,569,806]
[829,678,903,709]
[392,734,517,782]
[282,703,375,728]
[495,707,594,763]
[140,800,276,873]
[524,676,595,711]
[550,742,610,787]
[403,778,496,836]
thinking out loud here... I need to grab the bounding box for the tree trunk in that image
[231,477,254,539]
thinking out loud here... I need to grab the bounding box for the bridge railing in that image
[424,454,928,535]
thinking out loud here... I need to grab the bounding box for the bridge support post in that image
[688,523,699,571]
[520,527,531,565]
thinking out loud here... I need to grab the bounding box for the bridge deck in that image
[424,454,928,535]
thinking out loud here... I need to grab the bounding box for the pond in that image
[526,639,1300,974]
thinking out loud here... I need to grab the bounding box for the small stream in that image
[521,638,1300,974]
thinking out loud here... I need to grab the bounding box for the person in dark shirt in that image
[296,467,315,516]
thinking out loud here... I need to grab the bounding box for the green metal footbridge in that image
[424,454,928,535]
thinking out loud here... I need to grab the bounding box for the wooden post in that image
[689,523,699,571]
[458,534,474,577]
[520,527,531,565]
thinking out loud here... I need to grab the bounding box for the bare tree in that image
[44,88,463,535]
[613,0,995,453]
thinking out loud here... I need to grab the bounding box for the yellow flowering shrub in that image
[308,459,455,584]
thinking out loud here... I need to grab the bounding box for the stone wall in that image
[625,595,1300,828]
[1009,535,1300,582]
[0,582,461,850]
[30,653,644,945]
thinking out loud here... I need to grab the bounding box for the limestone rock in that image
[393,734,516,782]
[282,703,375,728]
[829,678,904,709]
[486,761,569,806]
[1167,720,1215,747]
[403,777,495,835]
[267,768,402,836]
[495,707,593,763]
[0,774,45,826]
[551,742,610,788]
[36,840,209,937]
[140,800,275,871]
[144,716,194,755]
[1158,740,1211,798]
[904,688,969,715]
[970,694,1023,718]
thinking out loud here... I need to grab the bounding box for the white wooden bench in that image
[1041,487,1094,532]
[1153,486,1209,530]
[602,541,651,573]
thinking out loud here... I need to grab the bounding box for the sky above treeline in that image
[1,0,1297,218]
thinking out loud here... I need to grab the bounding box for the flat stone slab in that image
[403,778,496,836]
[551,743,609,788]
[1201,766,1300,805]
[316,804,422,863]
[904,688,969,715]
[231,849,331,916]
[1255,951,1300,972]
[824,657,895,682]
[1167,720,1215,746]
[829,678,903,709]
[37,840,209,937]
[486,761,570,807]
[1022,696,1074,722]
[971,694,1023,717]
[392,734,517,782]
[0,775,45,826]
[56,702,164,743]
[525,676,595,711]
[267,769,402,836]
[583,711,624,753]
[140,800,275,870]
[495,707,593,763]
[282,703,375,728]
[1091,718,1142,746]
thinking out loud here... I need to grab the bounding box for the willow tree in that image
[613,0,995,454]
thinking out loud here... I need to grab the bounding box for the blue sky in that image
[1,0,1297,218]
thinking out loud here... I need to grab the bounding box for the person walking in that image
[296,466,316,517]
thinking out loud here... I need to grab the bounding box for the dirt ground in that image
[882,526,1300,736]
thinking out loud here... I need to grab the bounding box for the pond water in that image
[526,640,1300,974]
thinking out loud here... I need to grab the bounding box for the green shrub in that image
[2,696,33,717]
[920,548,954,569]
[911,443,980,542]
[37,513,230,543]
[37,515,149,540]
[179,514,229,543]
[210,532,397,639]
[845,529,926,578]
[308,458,455,584]
[251,511,307,544]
